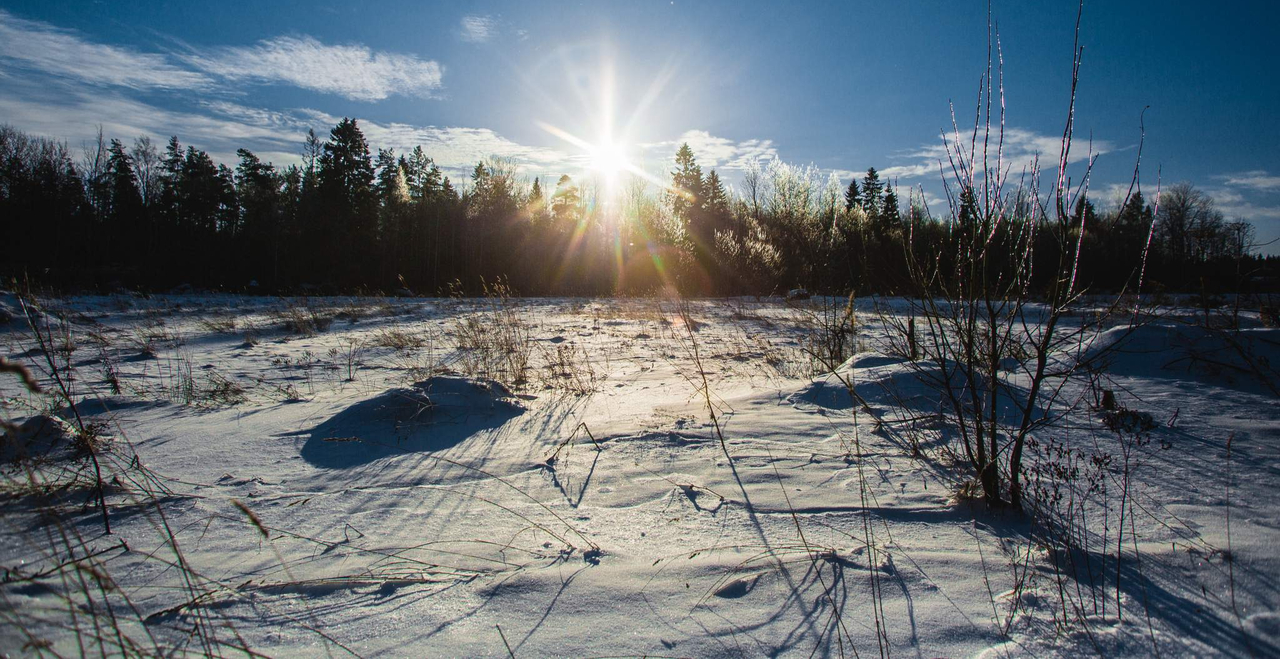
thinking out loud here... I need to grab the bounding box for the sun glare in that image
[535,55,678,204]
[589,140,628,177]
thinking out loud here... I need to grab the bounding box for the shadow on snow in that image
[299,376,525,469]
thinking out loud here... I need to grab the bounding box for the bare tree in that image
[131,135,160,208]
[81,125,109,223]
[1157,182,1227,262]
[1225,219,1255,260]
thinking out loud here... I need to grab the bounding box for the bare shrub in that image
[451,277,531,388]
[891,11,1150,511]
[535,342,599,394]
[197,315,237,334]
[372,327,426,350]
[277,302,333,336]
[794,293,859,376]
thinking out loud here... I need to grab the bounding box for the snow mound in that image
[2,414,73,463]
[301,376,525,468]
[0,292,23,326]
[1085,323,1280,394]
[789,352,914,410]
[789,375,856,410]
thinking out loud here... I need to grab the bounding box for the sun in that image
[589,140,629,178]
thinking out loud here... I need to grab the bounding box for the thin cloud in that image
[1206,187,1280,221]
[643,130,779,171]
[1216,170,1280,192]
[1218,200,1280,221]
[1092,182,1150,209]
[294,110,579,176]
[460,15,496,43]
[0,9,210,91]
[880,162,939,180]
[884,127,1115,181]
[0,10,443,102]
[185,36,443,101]
[2,85,580,178]
[0,86,300,156]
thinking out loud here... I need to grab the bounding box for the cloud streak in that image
[1216,170,1280,192]
[642,130,778,171]
[0,10,211,91]
[460,15,496,43]
[0,86,300,161]
[879,127,1115,183]
[298,109,578,177]
[0,10,445,102]
[186,36,443,102]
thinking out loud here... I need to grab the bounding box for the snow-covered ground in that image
[2,292,1277,657]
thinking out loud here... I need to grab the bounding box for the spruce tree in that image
[704,170,730,221]
[105,139,143,255]
[844,179,861,212]
[318,118,377,284]
[669,143,704,230]
[551,174,582,231]
[529,177,543,206]
[880,184,900,236]
[235,149,280,285]
[861,167,883,220]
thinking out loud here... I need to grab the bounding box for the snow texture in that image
[1,293,1277,657]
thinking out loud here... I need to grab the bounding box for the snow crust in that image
[2,294,1277,657]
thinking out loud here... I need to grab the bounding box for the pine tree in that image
[1113,190,1154,258]
[861,168,883,220]
[318,118,377,284]
[703,170,730,219]
[235,148,280,285]
[551,174,582,231]
[302,128,322,179]
[375,148,409,207]
[159,136,183,228]
[402,145,439,202]
[880,184,900,236]
[669,143,704,230]
[528,177,547,226]
[105,139,143,255]
[1071,195,1097,230]
[1117,191,1150,228]
[529,177,543,206]
[844,179,860,212]
[181,147,222,239]
[702,169,731,244]
[215,164,239,237]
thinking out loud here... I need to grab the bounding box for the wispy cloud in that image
[0,85,300,157]
[1216,170,1280,192]
[881,127,1115,182]
[1092,182,1149,209]
[1206,186,1280,222]
[0,9,210,91]
[0,10,445,102]
[880,162,939,180]
[300,109,577,176]
[185,36,443,102]
[642,130,778,171]
[460,15,496,43]
[1,83,582,179]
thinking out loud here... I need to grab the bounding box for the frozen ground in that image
[1,292,1278,657]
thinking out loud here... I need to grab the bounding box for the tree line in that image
[0,119,1270,296]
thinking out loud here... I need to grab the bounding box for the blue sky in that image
[2,1,1278,250]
